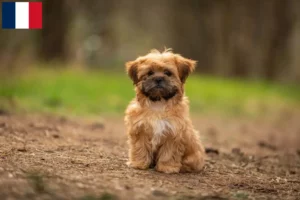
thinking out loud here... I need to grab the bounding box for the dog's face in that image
[126,49,196,102]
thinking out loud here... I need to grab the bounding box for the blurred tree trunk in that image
[74,0,116,66]
[289,0,300,82]
[211,0,232,76]
[264,0,294,80]
[169,0,217,73]
[39,0,70,63]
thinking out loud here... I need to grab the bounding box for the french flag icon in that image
[2,2,42,29]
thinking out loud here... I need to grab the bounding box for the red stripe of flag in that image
[29,2,42,29]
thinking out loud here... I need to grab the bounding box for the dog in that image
[124,49,205,173]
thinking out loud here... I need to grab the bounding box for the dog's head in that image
[126,49,196,102]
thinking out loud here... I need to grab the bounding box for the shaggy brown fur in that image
[124,49,205,173]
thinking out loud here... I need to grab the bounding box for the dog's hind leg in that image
[180,150,205,172]
[180,134,205,173]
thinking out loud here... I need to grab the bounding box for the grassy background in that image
[1,68,300,117]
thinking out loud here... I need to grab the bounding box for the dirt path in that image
[0,113,300,200]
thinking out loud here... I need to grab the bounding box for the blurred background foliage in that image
[0,0,300,116]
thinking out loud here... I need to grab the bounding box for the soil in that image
[0,112,300,200]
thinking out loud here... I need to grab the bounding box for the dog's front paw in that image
[155,164,181,174]
[127,161,150,170]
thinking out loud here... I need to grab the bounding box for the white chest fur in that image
[151,119,174,151]
[151,119,172,135]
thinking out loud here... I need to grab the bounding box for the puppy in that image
[124,49,205,173]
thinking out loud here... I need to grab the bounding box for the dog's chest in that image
[151,119,172,136]
[150,118,173,151]
[131,102,176,150]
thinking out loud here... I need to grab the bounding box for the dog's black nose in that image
[154,77,164,84]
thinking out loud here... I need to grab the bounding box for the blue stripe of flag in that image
[2,2,16,29]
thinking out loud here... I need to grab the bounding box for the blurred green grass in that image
[0,68,299,117]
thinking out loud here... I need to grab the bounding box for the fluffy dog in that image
[124,49,205,173]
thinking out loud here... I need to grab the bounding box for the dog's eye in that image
[147,71,154,76]
[164,70,172,76]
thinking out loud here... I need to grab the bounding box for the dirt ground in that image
[0,112,300,200]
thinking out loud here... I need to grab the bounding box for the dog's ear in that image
[175,55,197,83]
[126,60,139,84]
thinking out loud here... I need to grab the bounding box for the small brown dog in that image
[124,49,205,173]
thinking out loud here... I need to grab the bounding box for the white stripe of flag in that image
[15,2,29,29]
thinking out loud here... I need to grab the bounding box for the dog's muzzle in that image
[141,76,178,101]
